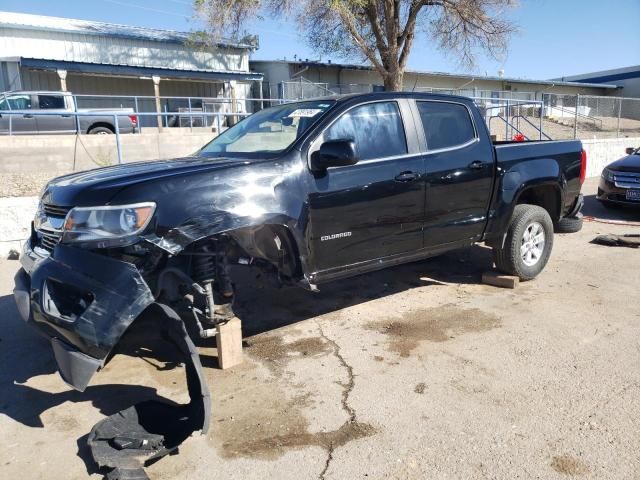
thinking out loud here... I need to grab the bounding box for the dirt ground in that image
[0,178,639,479]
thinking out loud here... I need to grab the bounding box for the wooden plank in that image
[482,271,519,289]
[216,317,243,369]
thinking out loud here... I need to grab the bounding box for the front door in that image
[0,94,37,134]
[414,100,495,247]
[307,100,425,273]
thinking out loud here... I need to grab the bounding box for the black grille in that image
[39,230,62,253]
[43,203,72,217]
[36,203,72,253]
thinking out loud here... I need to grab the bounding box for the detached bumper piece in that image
[88,304,211,480]
[592,234,640,249]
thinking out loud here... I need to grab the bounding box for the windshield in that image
[200,100,336,156]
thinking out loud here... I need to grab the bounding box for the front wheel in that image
[493,204,554,280]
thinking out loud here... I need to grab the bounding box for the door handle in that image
[468,160,484,170]
[394,171,420,182]
[23,114,33,119]
[61,114,72,118]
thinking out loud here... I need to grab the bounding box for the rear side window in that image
[417,101,476,150]
[324,101,407,160]
[38,95,66,109]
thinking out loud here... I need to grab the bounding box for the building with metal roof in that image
[251,59,621,102]
[0,11,262,101]
[555,65,640,99]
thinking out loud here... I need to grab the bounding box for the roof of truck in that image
[1,90,72,95]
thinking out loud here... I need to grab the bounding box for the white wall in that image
[582,136,640,177]
[0,27,248,72]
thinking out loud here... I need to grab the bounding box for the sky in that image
[0,0,638,80]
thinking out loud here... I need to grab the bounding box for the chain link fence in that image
[280,79,335,99]
[543,93,640,139]
[22,84,640,142]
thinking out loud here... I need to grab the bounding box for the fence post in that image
[114,114,123,165]
[539,100,543,140]
[616,98,622,138]
[134,96,142,134]
[216,113,222,136]
[188,97,193,132]
[505,99,509,140]
[574,94,579,139]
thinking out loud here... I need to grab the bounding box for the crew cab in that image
[0,90,137,134]
[14,92,585,391]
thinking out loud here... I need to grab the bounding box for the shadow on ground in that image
[582,194,640,222]
[232,244,495,337]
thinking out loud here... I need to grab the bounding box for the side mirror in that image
[310,139,358,173]
[625,147,635,155]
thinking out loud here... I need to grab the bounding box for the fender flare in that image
[486,158,563,245]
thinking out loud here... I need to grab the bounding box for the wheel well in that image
[87,122,115,133]
[227,224,302,279]
[516,185,561,223]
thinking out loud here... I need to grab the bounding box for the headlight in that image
[61,202,156,247]
[601,168,615,182]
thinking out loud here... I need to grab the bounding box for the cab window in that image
[416,101,476,150]
[6,94,32,110]
[38,94,66,109]
[324,102,407,161]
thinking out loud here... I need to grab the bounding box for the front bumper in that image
[14,240,154,391]
[597,177,640,207]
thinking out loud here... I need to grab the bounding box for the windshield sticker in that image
[288,109,323,118]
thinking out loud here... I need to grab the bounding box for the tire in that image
[493,204,554,280]
[88,126,114,135]
[555,213,583,234]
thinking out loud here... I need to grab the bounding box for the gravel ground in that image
[0,178,639,479]
[0,173,54,198]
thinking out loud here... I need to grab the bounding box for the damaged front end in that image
[15,240,211,479]
[16,243,155,391]
[14,236,213,478]
[14,152,308,477]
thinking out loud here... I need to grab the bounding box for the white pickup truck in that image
[0,90,138,134]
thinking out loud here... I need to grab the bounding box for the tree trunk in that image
[383,71,404,91]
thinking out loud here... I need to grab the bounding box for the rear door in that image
[415,100,495,247]
[35,94,75,134]
[307,99,425,273]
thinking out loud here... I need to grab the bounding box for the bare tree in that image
[194,0,518,91]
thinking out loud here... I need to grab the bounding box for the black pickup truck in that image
[14,92,586,392]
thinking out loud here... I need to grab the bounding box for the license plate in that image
[626,189,640,202]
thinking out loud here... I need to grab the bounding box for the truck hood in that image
[608,154,640,173]
[42,155,253,206]
[40,153,305,255]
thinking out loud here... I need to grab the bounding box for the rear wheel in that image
[493,204,554,280]
[88,126,114,135]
